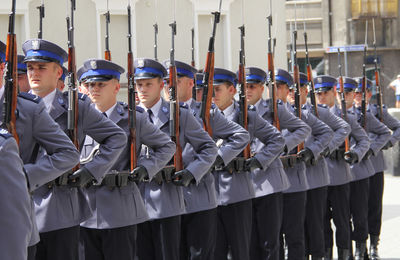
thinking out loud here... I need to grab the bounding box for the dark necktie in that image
[102,112,108,118]
[147,109,154,124]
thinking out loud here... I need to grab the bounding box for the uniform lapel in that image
[49,90,67,120]
[158,98,169,128]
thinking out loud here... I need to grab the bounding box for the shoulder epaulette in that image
[78,93,87,101]
[0,129,12,139]
[135,106,144,113]
[18,92,41,103]
[277,99,283,105]
[301,104,307,110]
[248,105,256,111]
[179,102,188,109]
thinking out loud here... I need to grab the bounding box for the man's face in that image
[27,61,61,97]
[0,63,5,86]
[316,88,336,107]
[88,79,120,106]
[246,83,264,105]
[213,83,235,111]
[354,90,373,106]
[136,77,163,108]
[339,91,355,109]
[288,85,308,105]
[18,73,30,93]
[195,88,203,102]
[276,83,290,103]
[177,76,194,102]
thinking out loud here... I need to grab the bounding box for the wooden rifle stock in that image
[127,4,137,171]
[3,0,19,143]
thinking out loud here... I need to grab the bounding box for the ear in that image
[114,81,121,94]
[56,64,63,79]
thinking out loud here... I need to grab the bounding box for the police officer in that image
[295,72,351,259]
[343,77,390,259]
[195,73,205,102]
[276,68,332,260]
[134,58,218,260]
[0,40,81,260]
[354,78,400,259]
[212,67,286,260]
[17,54,31,93]
[162,60,250,259]
[23,39,127,260]
[56,66,67,91]
[314,75,370,260]
[0,130,32,260]
[78,58,176,259]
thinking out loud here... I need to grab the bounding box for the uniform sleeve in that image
[80,99,127,182]
[278,104,311,151]
[0,138,31,259]
[348,114,370,160]
[182,109,218,183]
[303,111,333,158]
[210,109,250,165]
[366,112,391,155]
[252,112,285,170]
[137,113,176,178]
[383,108,400,144]
[24,101,80,191]
[319,108,351,153]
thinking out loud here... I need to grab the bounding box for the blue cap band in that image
[25,49,65,64]
[81,69,121,80]
[357,82,371,89]
[336,83,356,90]
[246,74,265,82]
[300,78,308,85]
[18,62,27,71]
[196,79,204,85]
[0,52,5,62]
[275,75,290,85]
[315,82,335,89]
[135,67,164,77]
[61,73,66,81]
[176,67,194,79]
[214,74,235,84]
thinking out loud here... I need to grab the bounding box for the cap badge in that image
[32,40,40,50]
[90,60,97,70]
[137,59,144,68]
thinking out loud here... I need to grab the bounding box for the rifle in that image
[2,0,19,143]
[168,7,183,172]
[191,28,195,67]
[267,0,280,130]
[127,3,137,171]
[104,0,111,61]
[153,23,158,61]
[37,0,45,39]
[238,24,251,159]
[200,0,222,136]
[360,21,368,129]
[303,15,318,118]
[292,8,304,152]
[337,48,350,152]
[373,18,383,122]
[66,0,79,170]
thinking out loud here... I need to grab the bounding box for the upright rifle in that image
[303,15,318,117]
[168,5,183,172]
[200,0,222,136]
[360,21,368,129]
[66,0,79,170]
[153,0,158,61]
[2,0,19,143]
[191,28,196,99]
[338,48,350,152]
[104,0,111,61]
[373,19,383,122]
[37,0,45,39]
[237,24,251,159]
[292,9,304,152]
[127,3,137,171]
[267,0,280,130]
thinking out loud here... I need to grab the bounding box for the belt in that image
[328,149,346,161]
[47,171,73,189]
[214,157,247,173]
[280,155,299,169]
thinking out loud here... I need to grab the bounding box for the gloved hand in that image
[153,171,164,185]
[344,151,358,165]
[244,157,262,172]
[382,141,393,150]
[363,149,374,160]
[297,148,314,164]
[131,166,148,183]
[213,155,225,169]
[68,167,95,188]
[172,169,195,187]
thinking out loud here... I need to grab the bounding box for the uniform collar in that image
[36,89,56,113]
[96,102,117,118]
[254,98,262,110]
[0,85,4,101]
[184,98,194,108]
[221,101,235,117]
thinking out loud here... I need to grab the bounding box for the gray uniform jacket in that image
[139,98,218,219]
[182,100,250,213]
[252,99,310,197]
[0,134,32,260]
[0,92,80,244]
[303,103,351,189]
[215,101,284,205]
[350,106,390,181]
[369,104,400,173]
[283,103,331,193]
[327,105,369,185]
[80,102,175,229]
[33,90,127,233]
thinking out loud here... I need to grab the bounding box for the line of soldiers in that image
[1,36,399,260]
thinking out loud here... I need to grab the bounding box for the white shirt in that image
[139,98,162,127]
[95,102,117,118]
[0,85,4,101]
[254,98,262,111]
[40,89,57,113]
[221,101,235,118]
[391,79,400,95]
